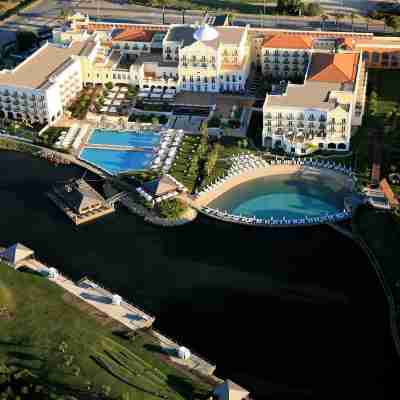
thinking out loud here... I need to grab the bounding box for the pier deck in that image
[46,191,114,225]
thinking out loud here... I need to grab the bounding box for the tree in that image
[157,198,187,219]
[320,14,329,30]
[16,30,38,52]
[199,120,208,143]
[305,2,322,17]
[105,81,113,90]
[204,143,221,176]
[350,12,357,32]
[59,7,72,22]
[385,15,400,32]
[333,13,344,30]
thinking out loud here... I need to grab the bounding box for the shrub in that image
[105,81,113,90]
[157,198,187,219]
[159,115,168,125]
[208,116,221,128]
[304,2,322,16]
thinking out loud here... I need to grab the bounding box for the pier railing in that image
[77,276,156,321]
[150,327,216,370]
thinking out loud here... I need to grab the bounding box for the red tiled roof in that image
[380,178,399,207]
[262,34,313,49]
[307,53,359,83]
[112,28,154,42]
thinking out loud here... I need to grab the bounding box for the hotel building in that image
[0,11,399,152]
[0,39,97,124]
[261,35,367,154]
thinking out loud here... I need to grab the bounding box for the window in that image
[372,52,380,63]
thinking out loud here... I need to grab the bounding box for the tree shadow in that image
[143,343,177,357]
[7,351,44,362]
[166,374,205,399]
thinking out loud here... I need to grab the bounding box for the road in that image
[0,0,386,34]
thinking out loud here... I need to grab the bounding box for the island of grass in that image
[0,263,213,399]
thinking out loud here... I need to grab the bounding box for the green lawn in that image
[354,207,400,289]
[169,135,202,192]
[0,264,212,399]
[368,70,400,115]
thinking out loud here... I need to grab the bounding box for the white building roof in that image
[0,40,95,90]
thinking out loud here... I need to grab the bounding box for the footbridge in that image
[106,191,129,206]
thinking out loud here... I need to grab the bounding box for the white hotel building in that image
[261,36,367,154]
[0,39,97,124]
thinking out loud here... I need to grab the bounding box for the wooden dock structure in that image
[47,179,114,225]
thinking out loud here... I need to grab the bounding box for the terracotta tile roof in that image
[111,28,154,42]
[380,178,399,207]
[262,34,313,49]
[307,53,359,83]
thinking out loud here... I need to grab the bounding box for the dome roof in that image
[193,24,219,42]
[177,346,191,360]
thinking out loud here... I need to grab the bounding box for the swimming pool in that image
[88,129,160,148]
[80,148,153,175]
[209,173,349,219]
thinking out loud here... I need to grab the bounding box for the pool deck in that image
[193,165,354,208]
[85,144,154,152]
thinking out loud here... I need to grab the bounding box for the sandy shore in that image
[194,165,353,208]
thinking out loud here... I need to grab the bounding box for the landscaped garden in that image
[169,135,202,192]
[33,126,67,148]
[129,112,169,125]
[0,263,213,399]
[68,86,98,119]
[352,69,400,178]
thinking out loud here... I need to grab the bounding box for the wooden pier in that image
[47,179,115,225]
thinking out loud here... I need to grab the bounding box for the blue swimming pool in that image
[88,129,160,148]
[209,173,350,219]
[80,148,153,175]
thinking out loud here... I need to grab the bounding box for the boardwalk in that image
[16,259,155,331]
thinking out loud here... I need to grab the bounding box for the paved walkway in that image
[18,258,155,331]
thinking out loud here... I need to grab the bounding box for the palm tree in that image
[320,14,329,30]
[333,13,344,31]
[350,12,357,32]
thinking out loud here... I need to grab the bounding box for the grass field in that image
[0,263,212,399]
[354,207,400,289]
[368,70,400,115]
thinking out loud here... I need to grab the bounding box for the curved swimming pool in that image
[209,171,351,219]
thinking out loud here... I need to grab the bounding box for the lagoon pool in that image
[88,129,160,148]
[79,148,153,174]
[209,173,349,219]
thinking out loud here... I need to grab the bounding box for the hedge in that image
[0,0,41,21]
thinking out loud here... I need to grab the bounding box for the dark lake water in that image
[0,151,398,399]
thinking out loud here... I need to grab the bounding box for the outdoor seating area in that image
[54,124,84,150]
[150,129,185,172]
[138,87,176,103]
[96,85,132,116]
